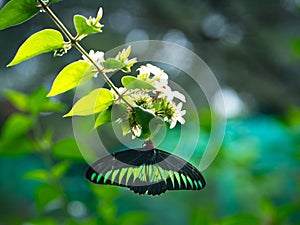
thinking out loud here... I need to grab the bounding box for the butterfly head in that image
[142,139,154,151]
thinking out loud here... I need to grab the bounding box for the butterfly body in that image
[86,142,206,195]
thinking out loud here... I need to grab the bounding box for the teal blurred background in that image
[0,0,300,224]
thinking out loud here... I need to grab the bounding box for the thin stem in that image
[73,42,124,99]
[37,0,73,42]
[37,0,133,108]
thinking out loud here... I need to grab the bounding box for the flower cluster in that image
[83,51,186,139]
[116,64,186,138]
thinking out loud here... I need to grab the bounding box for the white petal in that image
[166,94,174,102]
[178,116,185,124]
[137,65,150,75]
[97,7,103,19]
[153,79,168,90]
[170,120,176,129]
[160,72,168,80]
[180,110,186,116]
[176,102,183,110]
[146,64,162,76]
[173,91,186,102]
[95,51,104,59]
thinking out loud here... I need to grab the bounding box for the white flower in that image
[137,64,168,81]
[136,64,185,102]
[82,50,105,77]
[153,79,186,102]
[164,102,186,129]
[137,65,151,80]
[174,102,186,124]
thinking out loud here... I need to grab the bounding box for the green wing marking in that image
[174,172,181,188]
[152,166,162,183]
[96,173,102,183]
[198,180,203,189]
[132,167,140,182]
[181,174,188,188]
[91,172,97,181]
[125,167,134,185]
[158,167,168,184]
[194,180,198,189]
[103,170,113,183]
[119,168,127,184]
[148,165,153,180]
[186,176,194,188]
[139,164,147,182]
[167,171,175,188]
[111,169,120,184]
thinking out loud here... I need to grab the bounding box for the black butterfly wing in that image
[155,150,206,191]
[86,148,206,196]
[86,149,147,187]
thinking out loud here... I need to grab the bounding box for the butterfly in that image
[86,140,206,195]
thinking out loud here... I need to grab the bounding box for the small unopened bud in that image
[95,7,103,24]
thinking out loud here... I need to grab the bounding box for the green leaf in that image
[103,58,125,70]
[111,103,129,119]
[4,88,65,114]
[121,120,131,135]
[8,29,64,66]
[74,15,102,36]
[64,88,113,117]
[111,103,130,135]
[35,184,61,211]
[97,202,117,223]
[277,203,300,223]
[65,218,99,225]
[220,214,260,225]
[0,136,35,156]
[41,100,66,112]
[94,109,112,129]
[260,198,275,217]
[51,161,70,178]
[291,38,300,57]
[29,217,58,225]
[117,212,149,225]
[52,138,84,161]
[4,90,29,112]
[0,0,39,30]
[121,76,155,90]
[134,107,155,139]
[28,87,65,114]
[1,113,33,141]
[89,184,119,201]
[47,61,93,97]
[24,169,49,182]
